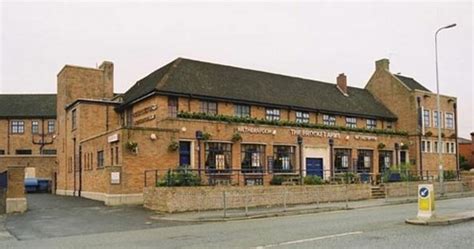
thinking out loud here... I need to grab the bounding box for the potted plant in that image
[377,143,385,149]
[168,140,179,152]
[201,132,211,141]
[425,131,433,137]
[401,144,409,150]
[231,132,242,143]
[126,141,138,154]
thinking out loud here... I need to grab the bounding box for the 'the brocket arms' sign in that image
[236,126,276,135]
[290,129,341,139]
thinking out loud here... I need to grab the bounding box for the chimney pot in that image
[337,73,348,95]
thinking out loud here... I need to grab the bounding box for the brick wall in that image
[385,181,471,198]
[0,155,56,179]
[144,184,371,213]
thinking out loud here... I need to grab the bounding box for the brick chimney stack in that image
[337,73,348,96]
[375,58,390,71]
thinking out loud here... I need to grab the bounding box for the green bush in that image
[157,169,201,187]
[270,175,285,185]
[443,170,458,181]
[460,156,472,171]
[304,175,324,185]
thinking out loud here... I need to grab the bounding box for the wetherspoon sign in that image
[236,126,276,135]
[290,129,341,139]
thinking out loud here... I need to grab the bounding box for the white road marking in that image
[254,231,363,248]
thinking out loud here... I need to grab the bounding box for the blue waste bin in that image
[37,179,51,193]
[24,178,39,193]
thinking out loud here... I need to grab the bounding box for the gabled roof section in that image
[458,137,471,144]
[121,58,397,120]
[0,94,56,118]
[394,74,431,92]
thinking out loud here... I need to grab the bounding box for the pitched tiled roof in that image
[0,94,56,118]
[394,74,431,92]
[122,58,397,120]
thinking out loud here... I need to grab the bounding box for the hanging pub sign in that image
[289,129,341,139]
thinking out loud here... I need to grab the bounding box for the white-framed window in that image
[31,121,39,134]
[295,111,310,123]
[423,109,431,127]
[366,119,376,129]
[323,114,336,126]
[445,112,454,129]
[346,117,357,128]
[433,111,444,128]
[421,140,426,152]
[235,104,250,118]
[265,108,280,121]
[47,120,55,133]
[426,141,431,153]
[11,120,25,134]
[446,142,456,154]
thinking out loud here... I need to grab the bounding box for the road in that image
[1,197,473,248]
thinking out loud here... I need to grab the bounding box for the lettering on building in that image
[134,115,156,125]
[354,135,377,141]
[133,104,157,118]
[289,129,341,139]
[236,126,277,135]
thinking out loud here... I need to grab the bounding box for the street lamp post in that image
[435,23,456,195]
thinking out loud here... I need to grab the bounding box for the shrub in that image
[443,170,458,181]
[270,175,285,185]
[304,175,323,185]
[460,156,472,171]
[157,169,201,187]
[168,140,179,152]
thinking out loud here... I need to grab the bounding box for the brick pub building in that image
[1,58,459,205]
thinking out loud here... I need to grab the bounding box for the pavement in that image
[152,191,474,222]
[405,211,474,225]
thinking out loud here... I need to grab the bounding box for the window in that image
[323,114,336,126]
[205,143,232,170]
[11,120,24,134]
[273,146,295,172]
[16,149,32,155]
[445,142,455,154]
[234,105,250,118]
[421,141,427,153]
[334,149,351,173]
[378,150,393,173]
[356,150,373,173]
[0,150,5,155]
[72,109,77,130]
[115,146,119,165]
[200,101,217,115]
[48,120,55,133]
[265,108,280,121]
[97,150,104,168]
[125,108,133,127]
[32,121,39,134]
[296,111,310,123]
[433,111,442,128]
[110,148,114,165]
[423,109,431,127]
[434,141,442,153]
[41,149,57,155]
[426,141,431,153]
[445,113,454,129]
[346,117,357,128]
[168,97,178,118]
[386,121,393,130]
[241,144,265,172]
[366,119,376,129]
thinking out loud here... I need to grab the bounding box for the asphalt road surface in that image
[1,196,473,248]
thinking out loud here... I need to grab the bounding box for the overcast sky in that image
[1,1,472,137]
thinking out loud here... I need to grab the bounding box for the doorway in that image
[179,141,191,167]
[306,158,323,178]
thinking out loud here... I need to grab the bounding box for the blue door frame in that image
[179,141,191,167]
[306,158,323,178]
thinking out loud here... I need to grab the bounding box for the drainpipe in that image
[7,118,10,154]
[454,103,459,174]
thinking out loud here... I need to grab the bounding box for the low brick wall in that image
[385,181,470,198]
[144,184,371,213]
